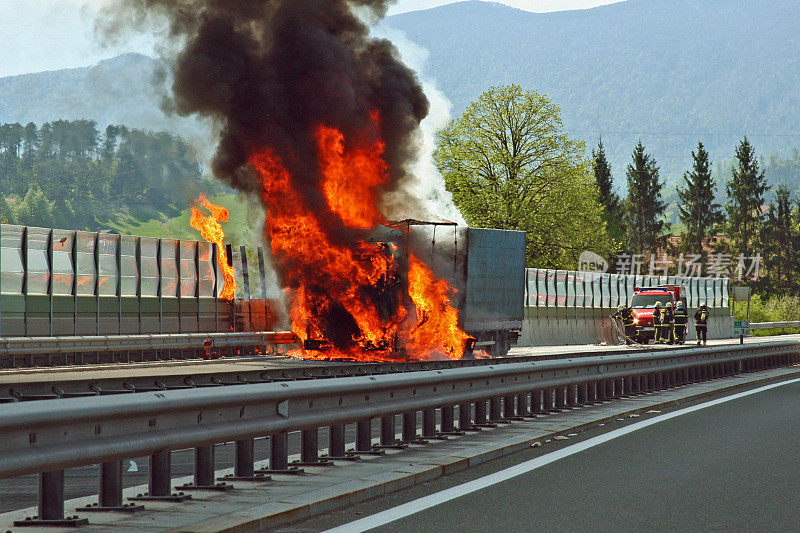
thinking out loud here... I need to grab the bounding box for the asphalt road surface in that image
[291,378,800,532]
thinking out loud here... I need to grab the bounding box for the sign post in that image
[733,320,750,344]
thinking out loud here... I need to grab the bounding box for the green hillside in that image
[384,0,800,188]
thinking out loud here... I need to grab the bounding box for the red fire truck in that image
[629,285,687,344]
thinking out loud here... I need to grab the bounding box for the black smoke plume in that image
[98,0,429,218]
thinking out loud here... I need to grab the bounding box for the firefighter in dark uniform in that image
[614,304,636,344]
[694,304,709,345]
[663,301,675,344]
[673,301,688,344]
[653,302,663,343]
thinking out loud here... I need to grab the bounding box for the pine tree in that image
[592,139,623,243]
[761,185,798,293]
[624,141,668,254]
[677,142,724,257]
[726,136,769,256]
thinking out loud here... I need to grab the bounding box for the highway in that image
[297,377,800,532]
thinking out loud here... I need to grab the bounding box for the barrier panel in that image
[0,224,286,338]
[520,263,733,346]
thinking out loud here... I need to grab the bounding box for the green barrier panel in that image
[140,296,160,334]
[98,296,119,335]
[161,297,180,334]
[120,296,140,334]
[75,296,98,335]
[198,297,217,332]
[52,295,75,336]
[0,294,25,336]
[180,298,199,333]
[25,295,50,336]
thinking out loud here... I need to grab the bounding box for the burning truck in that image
[298,221,527,359]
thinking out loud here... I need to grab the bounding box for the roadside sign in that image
[733,320,750,337]
[733,286,751,300]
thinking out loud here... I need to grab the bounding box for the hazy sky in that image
[0,0,623,78]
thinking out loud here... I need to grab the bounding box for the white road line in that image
[323,376,800,533]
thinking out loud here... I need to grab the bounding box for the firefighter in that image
[694,304,710,346]
[663,301,675,344]
[614,304,636,344]
[673,301,688,344]
[653,302,663,343]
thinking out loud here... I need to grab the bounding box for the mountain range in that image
[1,0,799,193]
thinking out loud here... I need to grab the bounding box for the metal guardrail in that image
[1,341,798,525]
[0,331,298,369]
[750,321,800,330]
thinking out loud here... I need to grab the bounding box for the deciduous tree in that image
[434,84,615,268]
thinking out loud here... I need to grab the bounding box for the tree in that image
[676,142,724,257]
[0,194,13,224]
[13,185,55,228]
[760,185,799,294]
[592,139,623,244]
[726,136,769,256]
[624,141,668,255]
[434,84,615,268]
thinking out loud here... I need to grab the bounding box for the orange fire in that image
[190,195,237,300]
[249,112,470,361]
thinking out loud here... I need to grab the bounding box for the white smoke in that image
[371,23,466,225]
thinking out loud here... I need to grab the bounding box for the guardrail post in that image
[588,382,598,403]
[350,419,384,455]
[604,379,614,399]
[517,393,533,417]
[99,461,123,508]
[567,384,580,407]
[14,470,90,526]
[530,390,546,414]
[129,451,190,502]
[297,428,333,465]
[324,423,354,460]
[78,460,144,513]
[221,438,271,481]
[614,378,625,397]
[422,409,440,439]
[489,396,503,421]
[150,451,173,496]
[379,416,406,448]
[503,395,516,418]
[554,386,567,409]
[402,412,424,444]
[542,389,556,412]
[258,431,305,473]
[623,377,634,396]
[441,405,463,434]
[594,381,605,401]
[474,398,495,427]
[180,445,231,491]
[456,402,470,430]
[422,409,436,437]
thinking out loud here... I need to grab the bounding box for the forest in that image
[0,119,217,230]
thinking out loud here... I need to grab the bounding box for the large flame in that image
[251,114,470,361]
[190,195,237,300]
